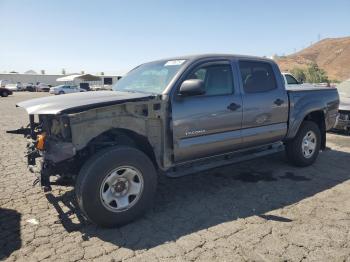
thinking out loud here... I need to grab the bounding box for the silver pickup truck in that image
[9,54,339,227]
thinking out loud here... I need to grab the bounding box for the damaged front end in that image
[7,114,77,191]
[8,91,165,191]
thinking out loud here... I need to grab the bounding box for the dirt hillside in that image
[276,36,350,81]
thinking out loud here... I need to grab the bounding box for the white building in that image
[0,73,121,87]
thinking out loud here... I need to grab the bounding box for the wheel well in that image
[303,111,326,149]
[85,128,158,168]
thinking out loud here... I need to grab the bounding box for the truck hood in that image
[17,91,155,115]
[339,96,350,111]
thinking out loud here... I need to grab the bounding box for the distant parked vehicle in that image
[334,79,350,134]
[25,83,36,92]
[5,84,19,91]
[90,85,113,91]
[0,80,8,87]
[16,82,24,91]
[282,73,302,87]
[4,82,24,91]
[36,83,51,92]
[282,73,328,89]
[0,87,13,97]
[49,85,86,95]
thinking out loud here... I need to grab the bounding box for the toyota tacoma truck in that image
[8,54,339,227]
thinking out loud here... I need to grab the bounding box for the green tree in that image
[290,67,306,82]
[305,63,328,83]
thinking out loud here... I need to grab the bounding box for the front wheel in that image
[75,146,157,227]
[1,91,8,97]
[285,121,321,167]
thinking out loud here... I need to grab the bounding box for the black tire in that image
[1,91,8,97]
[58,91,64,95]
[285,121,321,167]
[75,146,157,227]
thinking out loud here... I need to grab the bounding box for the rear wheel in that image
[75,146,157,227]
[285,121,321,166]
[1,91,8,97]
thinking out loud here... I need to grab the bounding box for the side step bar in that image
[165,142,284,177]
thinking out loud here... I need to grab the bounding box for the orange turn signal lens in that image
[36,133,46,150]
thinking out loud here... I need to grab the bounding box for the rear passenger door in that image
[238,60,288,147]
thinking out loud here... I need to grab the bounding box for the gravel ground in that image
[1,92,350,262]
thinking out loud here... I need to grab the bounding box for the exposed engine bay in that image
[7,93,167,191]
[8,114,77,190]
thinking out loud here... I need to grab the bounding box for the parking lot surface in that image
[1,92,350,262]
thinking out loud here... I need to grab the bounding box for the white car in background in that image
[5,82,24,91]
[36,83,51,92]
[90,85,113,91]
[16,82,24,91]
[49,85,86,95]
[5,84,18,91]
[0,80,8,87]
[282,73,324,89]
[282,73,306,88]
[282,73,302,87]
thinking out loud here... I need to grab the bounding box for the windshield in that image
[337,80,350,97]
[113,59,186,94]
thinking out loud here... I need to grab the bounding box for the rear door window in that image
[239,61,277,93]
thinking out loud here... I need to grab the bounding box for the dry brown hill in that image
[276,36,350,81]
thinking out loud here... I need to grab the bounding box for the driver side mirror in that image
[179,79,205,96]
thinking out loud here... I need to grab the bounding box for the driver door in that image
[171,60,243,162]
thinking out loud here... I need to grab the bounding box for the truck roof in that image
[151,54,275,63]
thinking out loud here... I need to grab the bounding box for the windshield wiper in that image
[115,89,158,95]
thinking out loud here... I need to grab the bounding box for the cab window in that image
[186,63,234,96]
[239,61,277,93]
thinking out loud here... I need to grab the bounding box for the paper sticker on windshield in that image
[164,60,186,66]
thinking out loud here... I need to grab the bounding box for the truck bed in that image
[286,86,335,92]
[286,87,339,139]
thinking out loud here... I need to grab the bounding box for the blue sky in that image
[0,0,349,75]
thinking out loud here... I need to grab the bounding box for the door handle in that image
[274,99,284,106]
[227,103,241,111]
